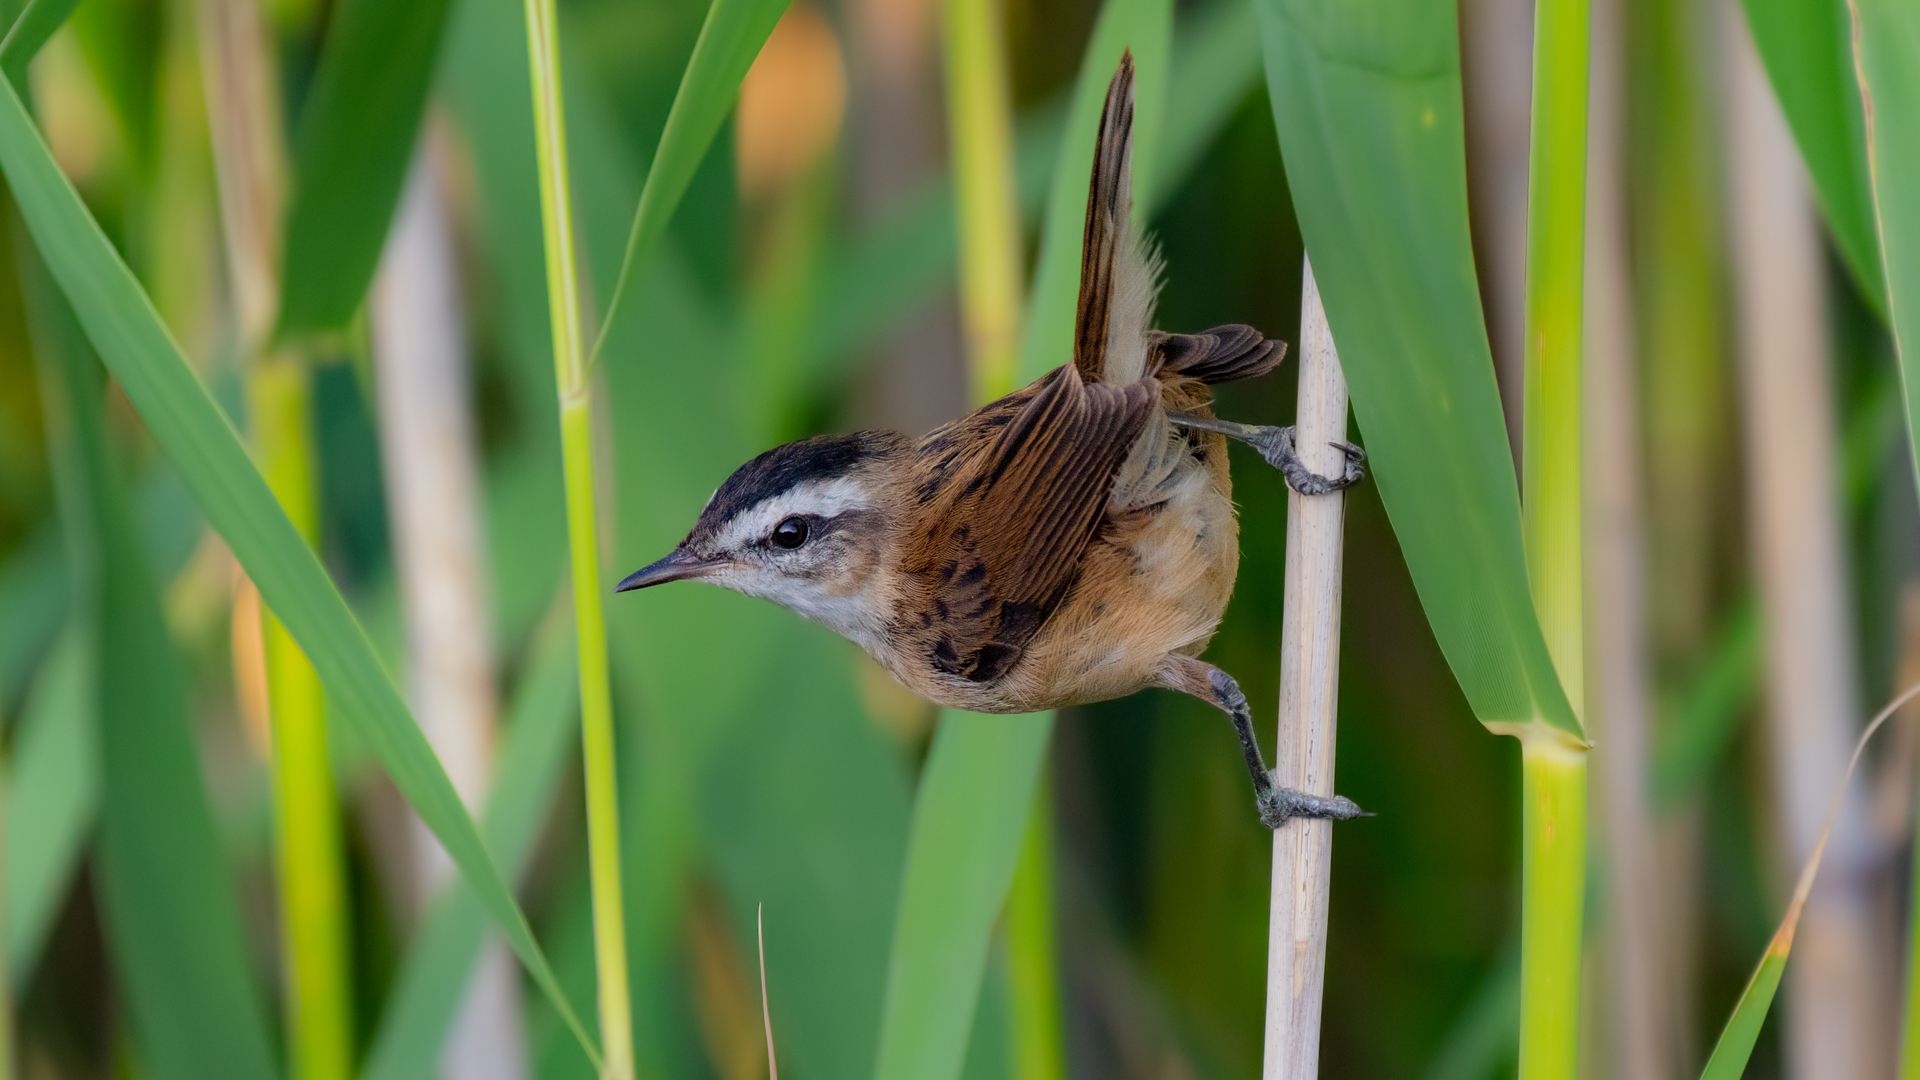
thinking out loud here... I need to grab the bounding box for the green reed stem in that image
[521,0,633,1074]
[1517,0,1591,1073]
[943,0,1023,403]
[1518,737,1588,1080]
[250,353,353,1080]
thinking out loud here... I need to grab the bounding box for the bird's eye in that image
[772,516,810,549]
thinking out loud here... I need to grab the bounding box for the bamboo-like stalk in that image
[941,0,1022,404]
[518,0,634,1075]
[940,1,1062,1075]
[1724,14,1882,1079]
[1260,258,1349,1080]
[198,1,353,1076]
[1517,0,1590,1072]
[370,138,527,1080]
[1581,0,1667,1071]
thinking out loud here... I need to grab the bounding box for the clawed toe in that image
[1256,781,1371,830]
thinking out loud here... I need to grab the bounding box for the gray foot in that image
[1257,779,1370,830]
[1167,411,1366,495]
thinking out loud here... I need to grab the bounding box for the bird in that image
[617,52,1366,830]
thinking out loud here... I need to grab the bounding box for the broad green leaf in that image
[0,0,81,90]
[360,613,578,1080]
[0,71,598,1064]
[277,0,454,335]
[873,712,1050,1080]
[22,246,277,1080]
[5,623,94,987]
[1252,0,1579,735]
[591,0,793,359]
[1737,0,1882,313]
[1016,0,1171,383]
[1851,0,1920,497]
[0,467,198,711]
[0,521,64,706]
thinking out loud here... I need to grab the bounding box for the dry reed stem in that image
[1582,0,1670,1070]
[370,139,526,1080]
[1261,258,1347,1080]
[1725,10,1887,1079]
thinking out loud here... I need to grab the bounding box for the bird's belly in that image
[981,444,1238,712]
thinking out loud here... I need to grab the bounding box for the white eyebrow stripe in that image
[714,476,871,550]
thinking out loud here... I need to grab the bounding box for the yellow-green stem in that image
[250,354,352,1080]
[1005,779,1063,1080]
[1522,0,1590,707]
[522,0,634,1073]
[1518,0,1590,1073]
[943,0,1023,404]
[1518,737,1587,1080]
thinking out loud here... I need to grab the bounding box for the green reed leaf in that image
[1252,0,1578,736]
[1737,0,1883,313]
[591,0,793,362]
[1850,0,1920,498]
[4,624,93,988]
[0,70,598,1066]
[22,246,277,1080]
[278,0,454,335]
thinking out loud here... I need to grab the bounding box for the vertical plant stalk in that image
[1726,14,1881,1079]
[370,139,527,1080]
[1582,0,1668,1070]
[942,0,1021,403]
[942,3,1063,1076]
[1261,259,1349,1080]
[519,0,634,1076]
[1518,0,1590,1073]
[198,0,353,1075]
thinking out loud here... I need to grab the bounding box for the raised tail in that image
[1073,51,1162,387]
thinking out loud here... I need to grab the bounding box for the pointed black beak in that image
[615,549,721,592]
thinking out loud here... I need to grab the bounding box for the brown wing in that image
[1073,51,1135,383]
[902,365,1157,684]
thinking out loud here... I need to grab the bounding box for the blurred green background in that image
[0,0,1913,1074]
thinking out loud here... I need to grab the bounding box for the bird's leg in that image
[1160,656,1368,830]
[1166,410,1365,496]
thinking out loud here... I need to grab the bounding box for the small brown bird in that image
[619,54,1365,829]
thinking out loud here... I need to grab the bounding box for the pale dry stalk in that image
[1582,0,1670,1071]
[370,135,527,1080]
[1725,10,1887,1079]
[1261,258,1348,1080]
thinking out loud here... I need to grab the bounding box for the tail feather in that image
[1075,52,1150,385]
[1147,325,1288,385]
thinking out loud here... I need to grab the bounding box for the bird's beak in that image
[615,548,722,592]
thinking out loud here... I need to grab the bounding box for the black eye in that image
[771,516,809,549]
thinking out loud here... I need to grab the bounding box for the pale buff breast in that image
[915,413,1239,715]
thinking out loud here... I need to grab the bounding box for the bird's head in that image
[617,431,908,645]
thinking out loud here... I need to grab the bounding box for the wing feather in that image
[902,365,1156,683]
